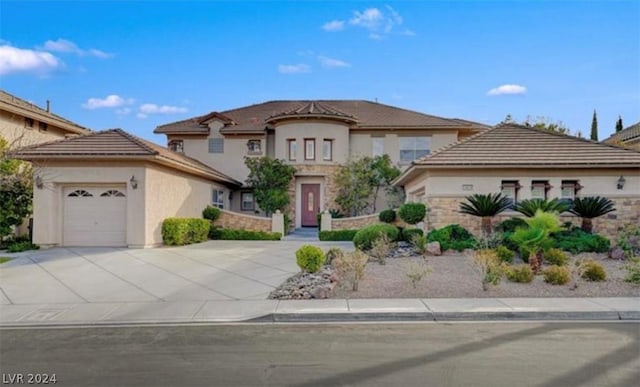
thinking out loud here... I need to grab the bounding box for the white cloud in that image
[82,95,134,109]
[43,38,112,58]
[0,44,62,75]
[139,103,188,114]
[487,84,528,96]
[116,107,132,116]
[318,55,350,69]
[322,20,345,31]
[278,64,311,74]
[350,8,384,30]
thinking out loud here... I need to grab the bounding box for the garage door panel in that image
[63,187,127,247]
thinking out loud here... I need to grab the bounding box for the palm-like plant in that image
[459,193,513,234]
[511,210,563,272]
[515,198,572,217]
[569,196,616,233]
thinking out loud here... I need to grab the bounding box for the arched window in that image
[68,190,93,197]
[100,190,125,197]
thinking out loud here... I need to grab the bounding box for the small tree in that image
[524,116,571,135]
[244,157,296,216]
[0,136,33,239]
[569,196,616,233]
[590,110,598,141]
[511,211,562,272]
[459,193,512,235]
[369,155,401,213]
[615,116,623,133]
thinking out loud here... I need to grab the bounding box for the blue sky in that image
[1,0,639,144]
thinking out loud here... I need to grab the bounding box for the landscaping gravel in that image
[332,251,639,299]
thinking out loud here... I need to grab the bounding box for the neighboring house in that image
[12,129,241,248]
[155,100,487,228]
[394,123,640,239]
[604,121,640,150]
[0,89,92,147]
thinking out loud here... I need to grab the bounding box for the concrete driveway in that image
[0,241,353,324]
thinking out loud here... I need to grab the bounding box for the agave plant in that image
[514,198,572,217]
[459,193,513,235]
[569,196,616,233]
[510,210,563,272]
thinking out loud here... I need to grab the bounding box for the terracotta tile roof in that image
[266,101,357,124]
[11,129,241,186]
[413,123,640,167]
[604,121,640,143]
[0,89,92,136]
[154,100,478,135]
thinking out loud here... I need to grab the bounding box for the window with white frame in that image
[212,189,224,208]
[288,139,297,161]
[561,180,580,201]
[372,137,384,157]
[208,138,224,153]
[304,139,315,160]
[168,139,184,153]
[531,180,549,200]
[501,180,520,207]
[241,192,255,211]
[323,139,332,161]
[399,136,431,162]
[247,139,262,154]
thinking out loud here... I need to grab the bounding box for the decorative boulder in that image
[608,247,626,260]
[426,241,442,256]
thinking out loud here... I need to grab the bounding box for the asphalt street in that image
[1,322,638,387]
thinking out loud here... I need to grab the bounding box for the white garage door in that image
[63,186,127,246]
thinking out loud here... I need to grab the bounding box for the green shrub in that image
[581,259,607,282]
[283,213,291,235]
[162,218,210,246]
[495,245,515,263]
[208,226,223,240]
[543,265,571,285]
[495,217,528,233]
[319,229,359,241]
[379,209,396,223]
[353,224,400,251]
[505,264,534,283]
[202,205,221,221]
[401,228,424,242]
[218,229,281,240]
[296,245,325,273]
[544,248,569,266]
[624,257,640,284]
[7,241,39,253]
[551,227,610,254]
[426,224,476,252]
[474,232,503,250]
[617,224,640,258]
[325,247,344,265]
[398,203,426,225]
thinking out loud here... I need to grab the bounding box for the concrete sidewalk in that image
[1,244,638,327]
[1,297,638,327]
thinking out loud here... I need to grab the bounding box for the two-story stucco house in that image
[154,100,488,229]
[1,89,92,147]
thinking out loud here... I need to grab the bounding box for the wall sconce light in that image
[617,176,626,190]
[35,175,43,189]
[130,175,138,190]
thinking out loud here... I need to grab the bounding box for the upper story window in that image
[305,139,315,160]
[372,137,384,157]
[501,180,521,207]
[209,138,224,153]
[247,139,262,155]
[561,180,581,201]
[168,139,184,153]
[25,117,34,128]
[323,139,333,161]
[531,180,550,200]
[212,189,224,209]
[39,122,48,131]
[288,139,297,161]
[399,136,431,163]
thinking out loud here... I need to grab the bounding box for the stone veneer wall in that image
[216,209,272,232]
[426,196,640,241]
[331,213,410,230]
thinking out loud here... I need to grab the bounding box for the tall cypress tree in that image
[590,110,598,141]
[616,116,623,132]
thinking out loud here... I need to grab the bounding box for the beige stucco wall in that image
[31,161,147,248]
[274,121,350,164]
[143,163,228,247]
[0,110,70,148]
[349,131,460,167]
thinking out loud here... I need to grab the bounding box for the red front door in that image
[301,184,320,227]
